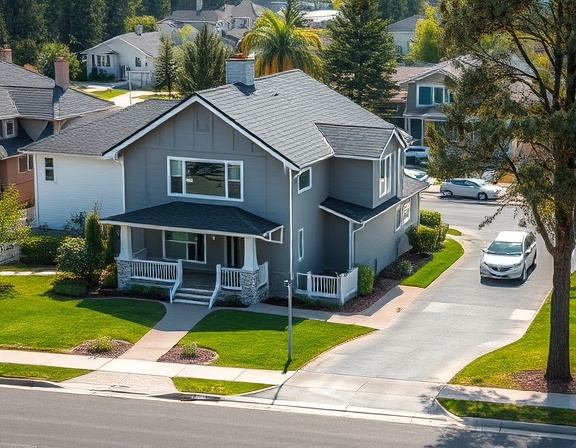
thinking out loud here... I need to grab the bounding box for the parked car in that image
[405,145,429,161]
[405,168,435,184]
[440,178,503,200]
[480,231,537,282]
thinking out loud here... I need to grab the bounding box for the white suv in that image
[405,145,429,160]
[480,231,537,282]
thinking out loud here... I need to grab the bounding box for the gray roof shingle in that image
[316,123,394,159]
[198,70,395,168]
[23,99,180,156]
[0,61,114,120]
[101,201,281,237]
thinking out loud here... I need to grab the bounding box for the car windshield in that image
[486,241,522,255]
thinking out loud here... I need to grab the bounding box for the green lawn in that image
[179,310,374,371]
[0,264,54,272]
[88,88,129,99]
[0,276,166,352]
[0,362,90,382]
[401,238,464,288]
[439,398,576,427]
[172,377,271,395]
[447,227,462,236]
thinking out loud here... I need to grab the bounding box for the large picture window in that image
[379,154,392,197]
[164,231,205,262]
[168,158,243,201]
[417,85,452,107]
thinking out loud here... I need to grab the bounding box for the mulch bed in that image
[513,370,576,394]
[70,339,133,358]
[158,346,219,365]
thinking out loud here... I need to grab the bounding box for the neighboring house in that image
[387,15,422,56]
[0,48,113,206]
[391,59,459,145]
[81,25,179,86]
[24,57,427,307]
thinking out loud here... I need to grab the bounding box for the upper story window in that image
[135,57,142,67]
[18,155,33,173]
[0,119,16,139]
[168,157,243,201]
[45,157,55,181]
[96,54,110,67]
[379,154,392,197]
[298,168,312,193]
[417,85,453,107]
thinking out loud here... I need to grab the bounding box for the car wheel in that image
[442,190,453,197]
[478,192,488,201]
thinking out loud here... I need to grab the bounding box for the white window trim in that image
[297,228,304,261]
[395,206,402,231]
[417,84,452,107]
[162,230,207,264]
[379,154,392,197]
[44,157,55,182]
[298,167,312,193]
[167,157,244,202]
[402,200,411,225]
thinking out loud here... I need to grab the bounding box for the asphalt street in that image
[252,196,553,413]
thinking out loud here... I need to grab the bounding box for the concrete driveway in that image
[252,202,553,414]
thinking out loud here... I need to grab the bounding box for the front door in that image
[226,236,244,268]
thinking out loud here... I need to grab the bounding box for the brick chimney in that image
[0,45,12,63]
[225,53,255,87]
[54,56,69,91]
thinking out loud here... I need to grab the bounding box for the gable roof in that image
[24,70,407,168]
[0,61,114,121]
[23,100,179,156]
[82,31,165,57]
[387,15,422,32]
[195,70,397,168]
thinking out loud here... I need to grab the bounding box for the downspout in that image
[288,167,294,285]
[112,153,126,213]
[350,221,365,269]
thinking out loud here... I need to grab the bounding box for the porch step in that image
[173,287,213,306]
[173,298,211,306]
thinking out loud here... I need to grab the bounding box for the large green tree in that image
[379,0,422,22]
[177,25,228,95]
[36,42,81,80]
[106,0,142,37]
[142,0,171,19]
[0,186,30,245]
[240,0,323,78]
[124,15,157,33]
[324,0,398,118]
[405,3,444,63]
[56,0,106,53]
[0,0,47,64]
[432,0,576,381]
[155,33,178,96]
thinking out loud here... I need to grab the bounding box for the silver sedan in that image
[440,178,503,200]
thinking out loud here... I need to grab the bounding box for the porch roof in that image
[100,202,282,239]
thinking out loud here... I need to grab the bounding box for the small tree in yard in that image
[0,185,30,244]
[155,33,178,97]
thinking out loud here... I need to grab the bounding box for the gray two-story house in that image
[26,57,428,307]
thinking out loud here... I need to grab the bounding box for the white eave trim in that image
[101,95,299,170]
[319,205,361,224]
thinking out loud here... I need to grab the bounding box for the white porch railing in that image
[296,267,358,304]
[0,242,20,265]
[221,267,242,290]
[130,259,178,282]
[169,259,184,303]
[257,261,268,288]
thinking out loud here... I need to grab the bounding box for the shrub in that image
[357,264,375,296]
[56,236,91,280]
[100,263,118,289]
[63,211,86,237]
[19,234,63,265]
[438,223,449,245]
[128,284,166,299]
[181,342,198,358]
[214,295,246,308]
[87,337,114,354]
[385,259,414,279]
[420,209,442,228]
[406,225,438,254]
[52,273,88,296]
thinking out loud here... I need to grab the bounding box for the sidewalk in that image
[0,272,574,434]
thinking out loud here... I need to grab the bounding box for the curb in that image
[462,416,576,437]
[0,377,62,389]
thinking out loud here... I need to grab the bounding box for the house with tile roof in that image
[24,57,428,306]
[0,49,113,206]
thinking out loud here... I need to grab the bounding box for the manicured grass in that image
[438,398,576,427]
[0,264,54,272]
[88,88,129,99]
[447,227,462,236]
[172,377,271,395]
[401,238,464,288]
[0,276,166,352]
[0,362,90,382]
[179,310,374,370]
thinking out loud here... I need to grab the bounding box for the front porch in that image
[101,202,282,307]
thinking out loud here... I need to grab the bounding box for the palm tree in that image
[240,1,322,78]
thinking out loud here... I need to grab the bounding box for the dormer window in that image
[298,168,312,193]
[0,119,16,139]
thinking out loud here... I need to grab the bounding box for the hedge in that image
[420,210,442,228]
[19,235,63,265]
[357,264,375,296]
[407,225,438,254]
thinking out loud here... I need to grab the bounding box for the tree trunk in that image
[545,229,573,381]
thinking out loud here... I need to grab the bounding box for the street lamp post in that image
[284,279,293,361]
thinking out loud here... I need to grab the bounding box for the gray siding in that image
[328,158,374,208]
[121,102,291,276]
[323,213,349,271]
